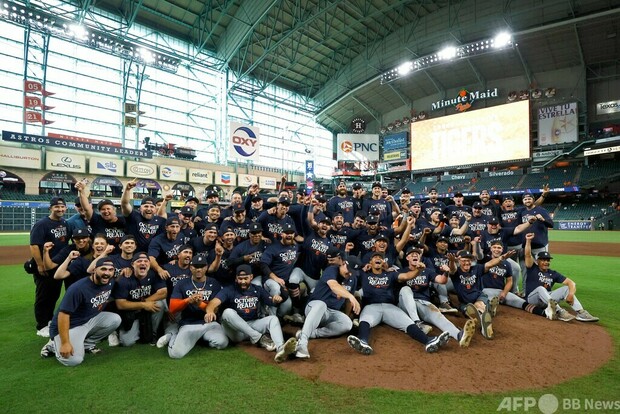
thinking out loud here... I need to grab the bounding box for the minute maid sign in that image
[431,88,499,112]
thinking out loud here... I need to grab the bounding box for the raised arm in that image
[524,232,535,268]
[121,178,138,217]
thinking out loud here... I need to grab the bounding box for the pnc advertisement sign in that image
[229,122,260,161]
[336,134,379,162]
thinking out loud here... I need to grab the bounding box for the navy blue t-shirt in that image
[298,231,331,279]
[359,270,399,305]
[147,233,185,265]
[163,263,192,302]
[107,254,132,278]
[308,265,357,310]
[30,216,69,258]
[525,264,566,296]
[171,277,221,326]
[481,259,512,290]
[260,241,300,281]
[257,211,296,241]
[326,196,355,223]
[113,271,166,301]
[124,210,165,252]
[450,264,485,304]
[89,214,126,249]
[215,284,275,321]
[400,267,438,301]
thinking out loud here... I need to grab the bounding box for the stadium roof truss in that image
[5,0,620,133]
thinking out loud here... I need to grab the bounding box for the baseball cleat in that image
[156,334,171,349]
[425,331,450,353]
[258,334,276,352]
[459,319,476,348]
[40,339,55,358]
[274,337,297,363]
[283,313,305,325]
[465,303,478,325]
[295,344,310,359]
[108,332,120,347]
[556,308,576,322]
[576,309,599,322]
[347,335,373,355]
[545,299,557,320]
[439,302,458,314]
[488,296,500,318]
[36,323,50,338]
[479,309,494,339]
[85,346,102,355]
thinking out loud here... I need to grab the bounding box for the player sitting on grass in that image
[524,233,599,323]
[205,265,297,363]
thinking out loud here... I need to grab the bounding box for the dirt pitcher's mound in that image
[242,305,613,393]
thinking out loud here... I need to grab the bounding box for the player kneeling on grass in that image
[161,255,229,358]
[295,250,362,359]
[41,257,121,366]
[447,249,515,340]
[205,265,297,363]
[481,240,555,320]
[524,233,599,323]
[398,247,476,348]
[347,252,450,355]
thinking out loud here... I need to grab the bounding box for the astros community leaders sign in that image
[2,131,152,158]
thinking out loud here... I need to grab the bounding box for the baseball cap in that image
[325,247,342,259]
[141,197,156,206]
[219,226,235,236]
[50,197,66,207]
[405,246,423,256]
[401,188,411,194]
[251,194,263,202]
[72,228,90,239]
[454,192,464,197]
[472,201,483,209]
[131,252,149,263]
[537,252,553,260]
[204,223,218,232]
[436,236,449,244]
[522,192,534,199]
[281,223,295,233]
[370,251,385,259]
[178,244,193,253]
[236,264,252,276]
[97,199,114,210]
[352,183,362,190]
[206,190,219,198]
[249,222,263,233]
[502,195,514,201]
[410,200,421,206]
[278,196,291,205]
[207,203,221,211]
[316,195,327,203]
[191,255,208,266]
[372,182,382,189]
[374,234,389,243]
[345,256,362,271]
[458,251,474,259]
[165,217,180,226]
[488,217,500,225]
[490,240,504,247]
[317,187,326,194]
[119,234,135,244]
[355,211,366,219]
[185,196,200,204]
[366,215,379,224]
[94,257,115,268]
[233,203,245,213]
[180,206,194,216]
[332,211,343,218]
[318,216,331,225]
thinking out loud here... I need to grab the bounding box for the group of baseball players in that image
[29,178,599,367]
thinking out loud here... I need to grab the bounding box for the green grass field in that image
[0,233,618,413]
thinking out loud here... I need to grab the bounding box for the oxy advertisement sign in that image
[159,165,186,181]
[188,168,212,184]
[46,152,86,173]
[127,160,157,179]
[89,156,123,176]
[337,134,379,162]
[229,122,260,161]
[0,146,41,169]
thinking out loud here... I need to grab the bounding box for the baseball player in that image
[205,265,297,363]
[477,189,501,221]
[362,182,396,227]
[121,180,166,253]
[148,217,185,279]
[294,252,362,359]
[257,196,298,242]
[228,222,269,285]
[40,257,121,366]
[327,180,356,223]
[161,255,229,358]
[481,240,555,320]
[398,246,476,347]
[426,236,458,313]
[220,203,252,245]
[290,213,332,292]
[347,252,450,355]
[519,193,554,290]
[443,192,472,220]
[421,188,446,220]
[524,233,599,322]
[113,252,167,346]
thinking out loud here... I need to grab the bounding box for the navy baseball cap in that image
[502,195,514,201]
[180,206,194,216]
[317,187,326,194]
[436,236,449,244]
[131,252,149,263]
[405,246,423,256]
[278,196,291,205]
[316,195,327,203]
[50,197,66,207]
[488,217,500,225]
[372,182,382,189]
[236,264,252,276]
[522,192,534,199]
[332,211,343,218]
[401,187,411,194]
[249,222,263,233]
[204,223,218,232]
[219,226,235,236]
[120,234,135,244]
[374,234,389,243]
[352,183,363,190]
[97,199,114,210]
[537,252,553,260]
[325,247,342,259]
[458,251,474,259]
[366,215,379,224]
[251,194,263,202]
[178,244,193,253]
[191,255,208,266]
[318,216,331,225]
[206,190,219,198]
[165,216,180,226]
[472,202,483,209]
[72,228,90,239]
[141,197,156,206]
[185,196,200,204]
[94,257,115,268]
[370,251,385,259]
[233,203,245,213]
[207,203,221,211]
[345,256,362,271]
[281,223,295,233]
[454,192,464,197]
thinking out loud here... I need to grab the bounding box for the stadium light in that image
[380,31,514,84]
